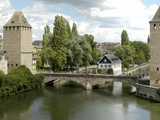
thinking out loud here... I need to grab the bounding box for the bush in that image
[0,65,43,97]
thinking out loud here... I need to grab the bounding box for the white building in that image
[0,50,8,74]
[97,54,122,75]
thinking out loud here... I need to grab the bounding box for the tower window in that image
[157,67,159,71]
[4,27,6,31]
[153,24,157,30]
[17,26,19,30]
[9,27,11,30]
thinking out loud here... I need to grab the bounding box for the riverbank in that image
[0,66,44,97]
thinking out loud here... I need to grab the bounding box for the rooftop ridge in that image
[4,11,31,27]
[151,6,160,22]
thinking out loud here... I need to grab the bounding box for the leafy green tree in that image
[43,25,51,48]
[131,41,150,64]
[72,23,78,38]
[114,45,135,69]
[80,38,93,68]
[121,30,129,45]
[51,16,71,48]
[0,71,5,87]
[39,15,102,72]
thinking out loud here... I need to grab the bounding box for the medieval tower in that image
[150,7,160,86]
[3,12,32,71]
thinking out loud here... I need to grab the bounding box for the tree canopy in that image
[38,15,101,71]
[114,30,150,70]
[121,30,129,45]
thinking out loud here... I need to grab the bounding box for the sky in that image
[0,0,159,42]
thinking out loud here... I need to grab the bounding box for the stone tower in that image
[150,7,160,86]
[3,12,32,71]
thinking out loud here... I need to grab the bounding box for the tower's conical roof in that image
[4,11,31,27]
[151,6,160,22]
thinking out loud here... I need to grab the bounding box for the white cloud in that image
[79,0,159,42]
[0,0,159,43]
[0,0,15,36]
[22,2,74,40]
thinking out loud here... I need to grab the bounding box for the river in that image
[0,82,160,120]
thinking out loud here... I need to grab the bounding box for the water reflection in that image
[112,82,122,96]
[0,86,160,120]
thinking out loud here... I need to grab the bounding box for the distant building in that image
[96,42,120,55]
[0,50,8,74]
[0,35,3,50]
[150,6,160,86]
[97,54,122,75]
[32,40,42,70]
[3,11,32,71]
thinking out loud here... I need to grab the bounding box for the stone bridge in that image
[43,73,139,90]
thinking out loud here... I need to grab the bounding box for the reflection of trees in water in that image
[135,98,160,120]
[0,90,42,120]
[43,88,92,120]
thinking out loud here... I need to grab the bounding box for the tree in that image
[80,38,93,68]
[0,71,5,87]
[39,15,102,72]
[121,30,129,45]
[43,25,51,48]
[114,45,135,69]
[72,23,78,38]
[131,41,150,65]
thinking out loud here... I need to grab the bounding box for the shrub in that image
[0,66,43,97]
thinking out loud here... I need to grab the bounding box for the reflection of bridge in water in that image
[43,73,148,90]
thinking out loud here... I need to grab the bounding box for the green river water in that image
[0,82,160,120]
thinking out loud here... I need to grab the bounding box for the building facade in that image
[32,40,42,70]
[96,42,120,55]
[97,54,122,75]
[3,12,32,71]
[150,7,160,86]
[0,50,8,74]
[0,35,3,50]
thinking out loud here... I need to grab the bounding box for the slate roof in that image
[151,6,160,22]
[98,54,121,64]
[33,40,43,49]
[4,11,31,27]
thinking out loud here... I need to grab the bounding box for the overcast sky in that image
[0,0,159,42]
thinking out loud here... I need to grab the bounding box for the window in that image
[16,64,18,67]
[17,26,19,30]
[9,27,11,30]
[157,67,159,71]
[11,21,15,23]
[153,24,157,30]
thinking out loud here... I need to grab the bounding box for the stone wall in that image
[136,83,160,102]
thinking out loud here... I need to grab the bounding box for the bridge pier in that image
[85,82,92,90]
